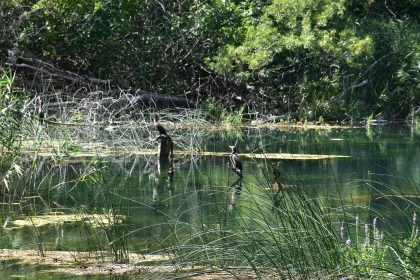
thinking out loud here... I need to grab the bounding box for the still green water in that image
[1,124,420,278]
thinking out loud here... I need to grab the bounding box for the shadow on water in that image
[1,125,420,277]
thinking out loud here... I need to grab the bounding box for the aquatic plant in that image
[221,106,245,128]
[0,68,26,193]
[135,163,420,279]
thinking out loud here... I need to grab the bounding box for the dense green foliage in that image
[1,0,420,120]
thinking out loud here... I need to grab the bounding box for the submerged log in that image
[157,135,174,159]
[131,92,195,108]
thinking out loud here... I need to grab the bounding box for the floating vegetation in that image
[244,152,349,160]
[6,214,125,229]
[196,151,348,160]
[17,147,350,160]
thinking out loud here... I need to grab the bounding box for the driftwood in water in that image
[94,93,195,109]
[43,94,195,116]
[130,92,195,108]
[250,112,298,124]
[157,135,174,159]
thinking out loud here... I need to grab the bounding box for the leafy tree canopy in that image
[1,0,420,120]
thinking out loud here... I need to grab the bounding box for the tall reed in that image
[139,163,420,279]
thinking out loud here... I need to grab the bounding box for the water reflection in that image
[167,167,174,182]
[152,158,176,206]
[228,178,242,211]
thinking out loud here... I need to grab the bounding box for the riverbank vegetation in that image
[2,0,420,122]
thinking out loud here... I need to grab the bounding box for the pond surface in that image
[2,124,420,278]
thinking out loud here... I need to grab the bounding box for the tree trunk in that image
[157,135,174,159]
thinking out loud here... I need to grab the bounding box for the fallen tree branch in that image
[6,61,111,85]
[131,92,195,108]
[331,79,369,101]
[6,53,195,108]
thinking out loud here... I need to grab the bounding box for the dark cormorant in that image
[153,114,167,135]
[229,145,242,177]
[38,100,45,124]
[154,114,174,158]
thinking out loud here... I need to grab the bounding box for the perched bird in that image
[153,114,167,136]
[272,168,286,193]
[229,145,243,177]
[272,181,285,193]
[38,99,45,124]
[154,114,174,158]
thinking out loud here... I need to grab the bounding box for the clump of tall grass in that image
[139,165,420,279]
[0,68,26,192]
[334,169,420,278]
[199,96,245,127]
